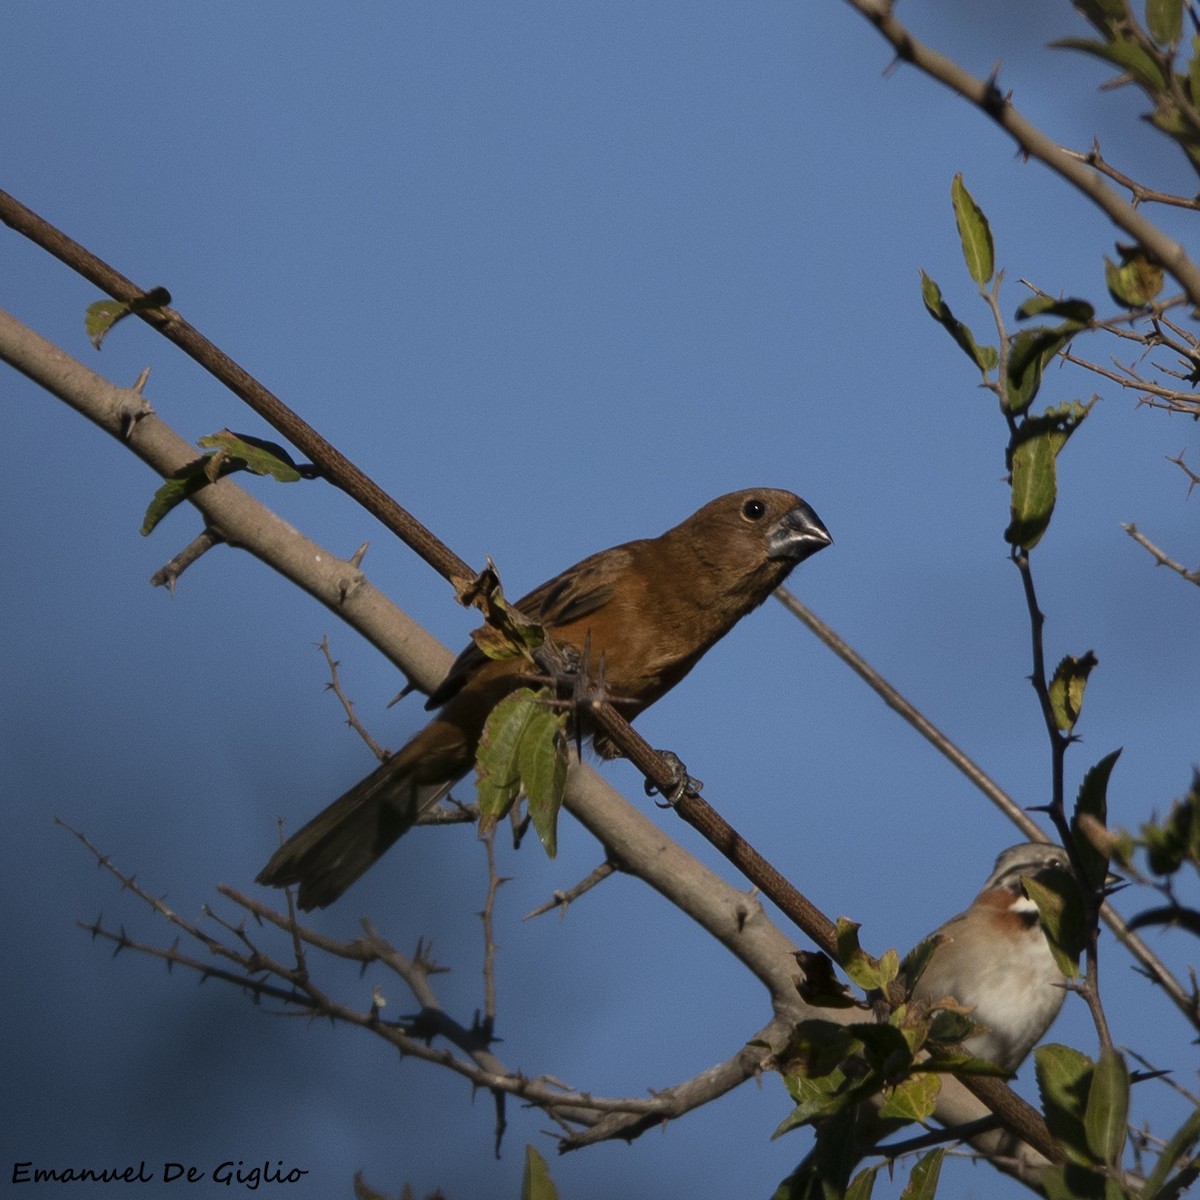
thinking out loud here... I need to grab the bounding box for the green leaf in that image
[1139,771,1200,876]
[1141,1104,1200,1199]
[835,919,899,991]
[1023,872,1086,979]
[466,572,547,663]
[142,429,311,536]
[1006,425,1059,550]
[879,1073,941,1122]
[1052,35,1170,92]
[1041,1162,1123,1200]
[141,458,214,535]
[1188,36,1200,105]
[876,948,900,989]
[926,1007,981,1050]
[1105,246,1165,309]
[197,430,306,481]
[1015,296,1095,324]
[854,1021,916,1072]
[1004,400,1094,550]
[1074,0,1127,32]
[845,1164,882,1200]
[1125,905,1200,935]
[84,286,171,350]
[951,173,995,286]
[522,1144,559,1200]
[916,1050,1013,1077]
[898,935,941,995]
[778,1019,864,1083]
[1005,322,1085,415]
[785,1108,861,1200]
[773,1070,854,1135]
[919,270,999,374]
[1084,1047,1130,1167]
[520,702,568,856]
[1048,650,1099,732]
[1072,749,1123,891]
[475,688,566,848]
[1147,0,1184,46]
[899,1148,946,1200]
[1037,1043,1097,1166]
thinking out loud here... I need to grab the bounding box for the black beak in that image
[767,501,832,563]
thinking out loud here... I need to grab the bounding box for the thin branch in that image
[875,1117,1002,1163]
[1060,142,1200,210]
[318,635,388,760]
[150,528,224,592]
[840,1,1200,308]
[773,588,1043,839]
[69,823,819,1143]
[524,860,618,920]
[1062,349,1200,415]
[1167,450,1200,494]
[586,700,840,960]
[479,828,505,1031]
[1009,550,1069,832]
[1122,523,1200,585]
[772,590,1200,1026]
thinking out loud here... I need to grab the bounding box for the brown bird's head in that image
[622,487,831,683]
[659,486,831,578]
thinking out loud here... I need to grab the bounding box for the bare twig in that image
[1167,451,1200,495]
[1122,523,1200,585]
[773,588,1043,839]
[1062,349,1200,415]
[65,820,827,1144]
[318,635,388,760]
[1061,142,1200,211]
[1009,550,1069,831]
[150,528,224,592]
[479,828,505,1031]
[524,860,618,920]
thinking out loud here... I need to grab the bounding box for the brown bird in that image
[258,488,831,909]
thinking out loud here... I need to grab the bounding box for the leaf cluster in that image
[1062,0,1200,175]
[1032,1041,1200,1200]
[142,429,314,535]
[920,175,1109,552]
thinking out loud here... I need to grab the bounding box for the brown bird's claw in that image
[644,750,702,807]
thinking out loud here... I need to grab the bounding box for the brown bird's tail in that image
[256,755,456,910]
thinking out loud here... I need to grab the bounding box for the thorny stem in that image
[1010,550,1069,831]
[480,828,504,1032]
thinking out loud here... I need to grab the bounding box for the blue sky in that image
[3,4,1198,1198]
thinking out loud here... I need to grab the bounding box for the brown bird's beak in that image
[767,501,833,563]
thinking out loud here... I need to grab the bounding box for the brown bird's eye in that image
[741,499,766,521]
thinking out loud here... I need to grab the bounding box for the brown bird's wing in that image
[425,547,631,709]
